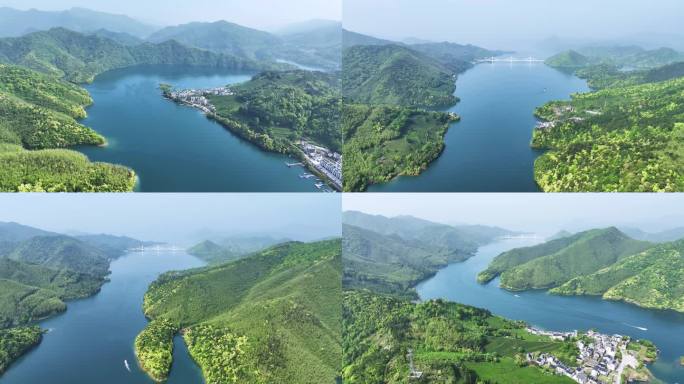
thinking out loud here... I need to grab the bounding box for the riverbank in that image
[162,84,342,191]
[417,238,684,383]
[367,62,589,192]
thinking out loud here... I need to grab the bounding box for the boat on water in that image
[124,359,131,372]
[314,182,324,189]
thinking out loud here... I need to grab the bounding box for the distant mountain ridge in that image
[0,7,157,38]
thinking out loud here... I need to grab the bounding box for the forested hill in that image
[204,69,342,153]
[187,235,289,264]
[136,239,341,384]
[0,64,136,192]
[552,239,684,312]
[477,227,653,291]
[343,44,458,108]
[342,211,512,297]
[0,27,272,83]
[546,46,684,71]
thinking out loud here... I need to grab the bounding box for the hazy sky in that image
[344,0,684,50]
[344,194,684,235]
[2,0,341,30]
[0,194,341,244]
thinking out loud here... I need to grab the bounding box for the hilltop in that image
[136,240,341,383]
[477,228,652,291]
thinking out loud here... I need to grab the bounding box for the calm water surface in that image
[417,239,684,383]
[77,65,319,192]
[369,62,589,192]
[1,251,206,384]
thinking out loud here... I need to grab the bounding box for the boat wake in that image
[624,323,648,331]
[124,359,131,372]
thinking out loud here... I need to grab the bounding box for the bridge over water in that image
[475,56,545,63]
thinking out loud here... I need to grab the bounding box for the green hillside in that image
[147,21,281,61]
[546,46,684,72]
[552,239,684,312]
[205,70,341,153]
[0,28,267,83]
[0,64,135,191]
[342,103,456,191]
[532,74,684,192]
[0,221,54,242]
[0,326,42,375]
[7,235,110,277]
[0,279,65,328]
[136,240,341,384]
[409,41,502,73]
[343,290,575,384]
[545,50,591,69]
[75,234,151,259]
[186,240,237,264]
[478,228,653,291]
[343,44,457,108]
[342,213,509,297]
[279,21,341,70]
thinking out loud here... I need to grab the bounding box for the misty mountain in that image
[0,7,157,38]
[88,29,143,46]
[342,29,395,48]
[620,226,684,243]
[0,222,57,243]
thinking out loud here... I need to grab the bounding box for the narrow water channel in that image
[1,251,206,384]
[416,238,684,383]
[368,62,589,192]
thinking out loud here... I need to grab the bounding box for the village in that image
[535,105,602,131]
[297,140,342,191]
[526,327,640,384]
[164,86,234,114]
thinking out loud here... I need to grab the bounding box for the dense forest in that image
[478,228,684,312]
[536,48,684,192]
[0,326,43,375]
[343,290,577,384]
[342,103,456,191]
[0,64,135,191]
[203,70,341,153]
[187,236,287,264]
[137,240,342,384]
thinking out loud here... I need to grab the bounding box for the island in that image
[161,70,343,190]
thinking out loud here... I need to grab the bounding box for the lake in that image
[1,251,206,384]
[417,238,684,383]
[76,65,320,192]
[368,62,590,192]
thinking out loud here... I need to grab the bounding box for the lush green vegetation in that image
[0,28,270,83]
[187,236,287,264]
[0,231,114,327]
[342,44,457,108]
[342,290,575,384]
[0,64,135,192]
[139,240,342,384]
[343,211,510,296]
[342,103,456,191]
[552,239,684,312]
[206,70,341,153]
[532,74,684,192]
[546,46,684,72]
[0,326,43,375]
[478,228,652,291]
[134,318,177,382]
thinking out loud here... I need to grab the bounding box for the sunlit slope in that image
[478,228,653,290]
[139,240,342,384]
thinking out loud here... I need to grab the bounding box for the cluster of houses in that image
[526,328,634,384]
[165,87,234,114]
[299,140,342,190]
[535,105,602,131]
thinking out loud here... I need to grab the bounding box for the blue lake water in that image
[76,65,320,192]
[417,239,684,383]
[1,251,206,384]
[368,62,590,192]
